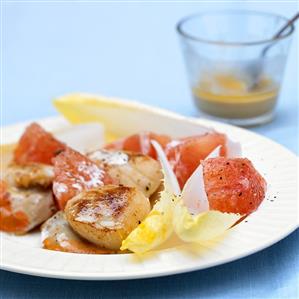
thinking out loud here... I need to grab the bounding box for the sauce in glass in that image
[193,73,279,119]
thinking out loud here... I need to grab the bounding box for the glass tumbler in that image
[177,11,294,126]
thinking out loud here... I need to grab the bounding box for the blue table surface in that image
[1,1,298,299]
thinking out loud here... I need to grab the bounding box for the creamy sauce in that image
[42,211,117,254]
[88,150,129,166]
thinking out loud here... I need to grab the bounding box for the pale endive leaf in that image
[55,123,104,153]
[173,202,240,243]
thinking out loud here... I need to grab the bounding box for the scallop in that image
[5,163,54,189]
[0,181,56,234]
[88,150,162,197]
[65,185,151,250]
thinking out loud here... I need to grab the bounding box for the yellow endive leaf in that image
[53,93,133,142]
[120,181,177,254]
[173,201,240,243]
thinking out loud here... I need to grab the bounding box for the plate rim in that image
[1,224,298,281]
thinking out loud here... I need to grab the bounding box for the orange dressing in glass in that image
[193,74,279,119]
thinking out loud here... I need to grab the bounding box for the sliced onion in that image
[151,140,181,196]
[55,123,104,153]
[180,145,221,215]
[226,137,242,158]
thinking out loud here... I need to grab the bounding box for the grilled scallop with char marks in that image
[88,150,162,197]
[65,185,151,250]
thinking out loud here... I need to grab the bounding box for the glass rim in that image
[176,10,295,47]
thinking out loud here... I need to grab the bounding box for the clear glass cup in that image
[177,10,294,126]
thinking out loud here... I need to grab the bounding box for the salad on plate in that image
[0,95,266,255]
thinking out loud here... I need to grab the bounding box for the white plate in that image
[1,103,298,280]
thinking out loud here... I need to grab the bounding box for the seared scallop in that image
[65,185,151,250]
[41,211,115,254]
[0,180,56,234]
[88,150,162,197]
[5,163,54,189]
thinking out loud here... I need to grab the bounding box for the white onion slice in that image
[180,145,221,215]
[181,165,208,215]
[151,140,181,196]
[206,145,221,159]
[55,123,104,154]
[226,137,242,158]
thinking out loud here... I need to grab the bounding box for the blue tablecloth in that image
[1,2,298,298]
